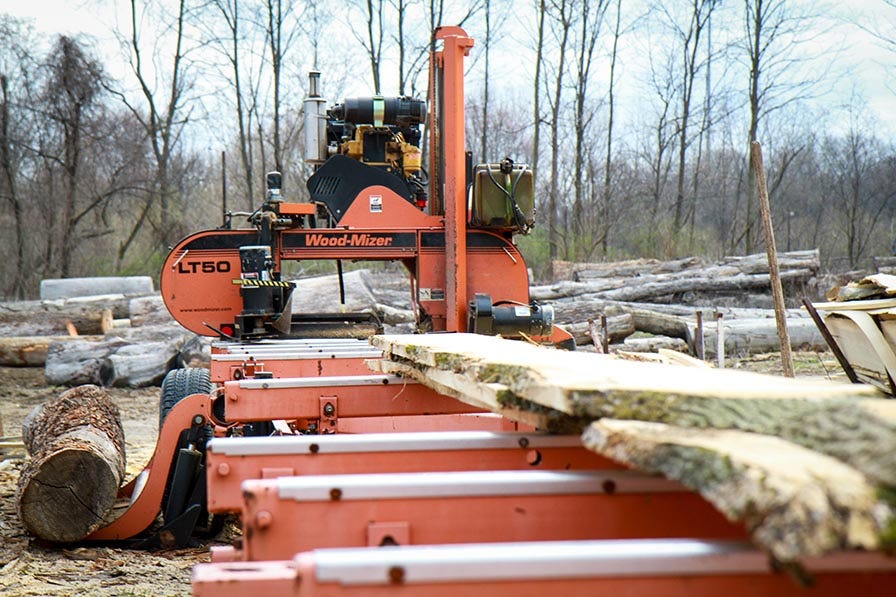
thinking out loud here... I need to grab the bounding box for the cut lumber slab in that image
[369,334,896,487]
[368,358,586,433]
[16,385,126,542]
[581,419,894,561]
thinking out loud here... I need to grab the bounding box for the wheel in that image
[159,367,212,429]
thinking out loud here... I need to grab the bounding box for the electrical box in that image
[470,163,534,231]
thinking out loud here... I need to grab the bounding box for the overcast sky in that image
[3,0,894,135]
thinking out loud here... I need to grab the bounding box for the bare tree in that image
[480,0,492,163]
[654,0,718,247]
[598,0,623,256]
[116,0,195,252]
[544,0,574,262]
[351,0,386,94]
[821,103,895,266]
[0,17,36,297]
[531,0,546,181]
[742,0,828,252]
[570,0,609,258]
[42,36,104,277]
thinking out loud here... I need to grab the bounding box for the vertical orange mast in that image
[432,26,474,332]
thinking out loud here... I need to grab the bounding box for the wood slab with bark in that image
[16,385,126,543]
[369,334,895,486]
[582,419,895,561]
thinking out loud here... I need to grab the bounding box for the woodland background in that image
[1,0,895,299]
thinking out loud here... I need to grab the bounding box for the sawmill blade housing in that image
[159,27,571,348]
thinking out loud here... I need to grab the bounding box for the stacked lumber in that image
[811,274,896,395]
[369,333,896,562]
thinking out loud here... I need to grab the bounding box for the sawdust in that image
[0,367,210,597]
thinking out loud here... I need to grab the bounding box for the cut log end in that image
[16,385,126,543]
[18,447,120,542]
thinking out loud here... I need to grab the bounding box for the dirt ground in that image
[0,367,211,597]
[0,349,848,596]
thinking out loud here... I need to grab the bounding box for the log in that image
[369,334,896,487]
[619,335,689,354]
[535,250,820,306]
[128,294,175,327]
[581,419,893,561]
[595,269,815,303]
[16,385,126,542]
[45,325,197,387]
[0,295,135,337]
[560,313,634,346]
[0,335,103,367]
[694,317,826,358]
[39,276,153,300]
[557,250,819,282]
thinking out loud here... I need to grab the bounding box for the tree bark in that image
[16,385,126,543]
[44,325,196,387]
[0,335,102,367]
[582,419,893,561]
[369,333,894,487]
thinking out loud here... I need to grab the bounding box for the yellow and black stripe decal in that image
[232,279,293,287]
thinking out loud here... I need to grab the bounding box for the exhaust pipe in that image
[303,71,327,165]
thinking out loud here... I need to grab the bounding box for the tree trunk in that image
[16,385,126,542]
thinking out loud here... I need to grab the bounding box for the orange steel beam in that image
[192,540,896,597]
[88,392,212,540]
[220,375,485,422]
[236,470,744,561]
[205,432,618,513]
[435,27,474,332]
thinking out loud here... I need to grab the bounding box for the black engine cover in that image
[307,155,413,222]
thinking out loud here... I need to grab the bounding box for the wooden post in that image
[695,310,705,360]
[751,141,794,377]
[716,312,725,368]
[587,318,604,353]
[600,314,609,353]
[16,385,126,542]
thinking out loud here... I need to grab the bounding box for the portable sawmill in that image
[84,25,572,547]
[79,27,896,596]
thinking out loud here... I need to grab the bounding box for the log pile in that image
[369,333,896,562]
[0,277,209,387]
[537,250,825,356]
[16,385,126,542]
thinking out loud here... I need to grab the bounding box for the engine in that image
[304,73,429,221]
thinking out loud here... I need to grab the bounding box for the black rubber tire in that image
[159,367,212,430]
